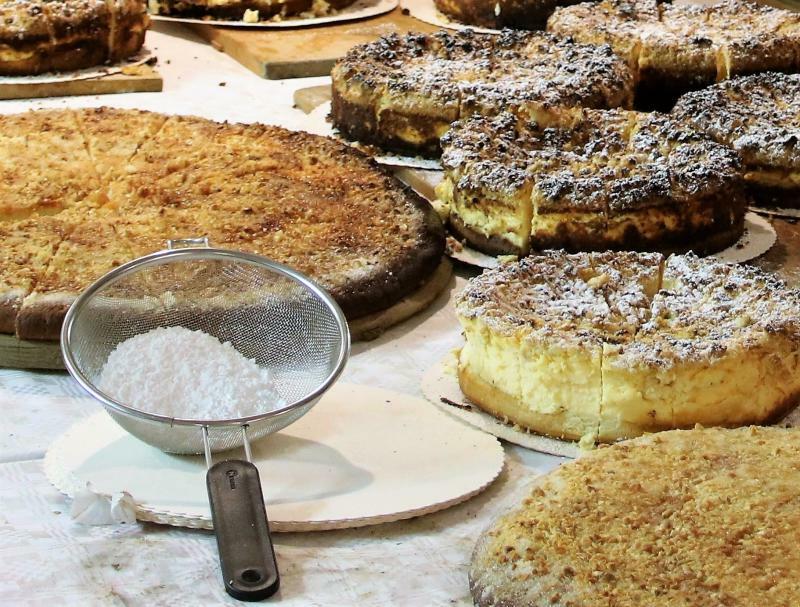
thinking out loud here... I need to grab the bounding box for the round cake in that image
[455,250,800,443]
[0,0,148,76]
[672,72,800,209]
[471,426,800,607]
[147,0,355,21]
[437,110,746,256]
[548,0,800,109]
[0,108,445,342]
[433,0,583,31]
[330,29,635,158]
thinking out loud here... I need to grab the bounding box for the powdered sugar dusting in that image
[98,326,285,420]
[457,251,800,366]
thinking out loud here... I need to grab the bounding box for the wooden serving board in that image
[189,7,439,79]
[0,334,63,370]
[0,64,163,101]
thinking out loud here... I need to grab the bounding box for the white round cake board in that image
[421,352,581,458]
[400,0,501,33]
[749,205,800,220]
[448,211,777,269]
[150,0,396,29]
[0,49,155,85]
[44,382,504,531]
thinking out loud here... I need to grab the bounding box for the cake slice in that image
[74,107,168,185]
[0,110,102,221]
[456,253,611,441]
[16,212,134,341]
[0,218,67,334]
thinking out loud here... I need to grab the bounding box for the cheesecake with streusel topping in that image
[438,110,746,256]
[456,251,800,443]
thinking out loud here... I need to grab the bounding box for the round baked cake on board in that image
[330,29,635,158]
[437,109,746,256]
[432,0,581,31]
[0,108,446,345]
[672,72,800,209]
[147,0,356,21]
[548,0,800,109]
[0,0,148,76]
[471,425,800,607]
[456,250,800,444]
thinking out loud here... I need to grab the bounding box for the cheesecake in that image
[330,29,635,157]
[0,0,148,76]
[456,251,800,443]
[548,0,800,109]
[672,72,800,208]
[147,0,355,21]
[438,110,746,256]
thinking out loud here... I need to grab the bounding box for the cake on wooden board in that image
[0,108,445,341]
[0,0,148,76]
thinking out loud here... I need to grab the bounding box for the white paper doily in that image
[0,48,155,85]
[448,211,777,269]
[421,352,581,458]
[400,0,501,33]
[44,382,504,531]
[150,0,396,28]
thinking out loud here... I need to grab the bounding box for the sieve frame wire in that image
[61,247,350,432]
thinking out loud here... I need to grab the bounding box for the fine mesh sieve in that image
[60,241,350,601]
[61,243,349,454]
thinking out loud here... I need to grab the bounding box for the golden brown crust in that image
[330,29,635,157]
[0,0,148,76]
[0,108,445,341]
[471,426,800,607]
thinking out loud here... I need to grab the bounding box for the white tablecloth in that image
[0,23,565,607]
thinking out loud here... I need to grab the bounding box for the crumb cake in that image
[672,72,800,208]
[471,426,800,607]
[147,0,355,21]
[0,108,445,341]
[437,110,746,256]
[330,30,635,157]
[455,251,800,443]
[0,0,148,76]
[548,0,800,109]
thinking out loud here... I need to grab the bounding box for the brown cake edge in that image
[330,83,445,159]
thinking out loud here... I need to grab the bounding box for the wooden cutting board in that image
[189,7,438,79]
[0,64,162,101]
[0,334,63,370]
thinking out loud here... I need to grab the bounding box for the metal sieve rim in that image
[60,247,350,428]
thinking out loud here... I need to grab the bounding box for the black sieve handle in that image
[206,460,280,601]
